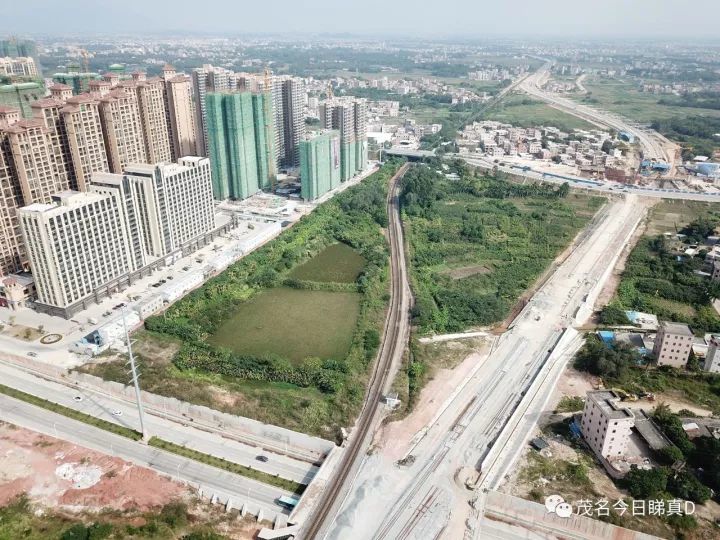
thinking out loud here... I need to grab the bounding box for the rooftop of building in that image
[124,157,207,177]
[659,321,694,336]
[586,390,635,420]
[21,191,108,215]
[303,129,340,141]
[48,83,72,90]
[0,105,20,113]
[90,171,124,186]
[30,98,65,109]
[167,74,190,83]
[65,93,99,105]
[1,118,45,133]
[1,272,34,288]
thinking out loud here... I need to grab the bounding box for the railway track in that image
[301,162,412,539]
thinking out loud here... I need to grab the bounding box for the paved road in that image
[519,62,676,168]
[0,361,318,485]
[0,392,292,516]
[462,156,720,202]
[326,195,644,540]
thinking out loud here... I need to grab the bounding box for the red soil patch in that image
[0,422,189,512]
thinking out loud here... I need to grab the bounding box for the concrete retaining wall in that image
[0,351,335,461]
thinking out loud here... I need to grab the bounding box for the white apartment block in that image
[18,191,135,310]
[122,157,215,257]
[0,56,37,77]
[580,390,635,462]
[653,321,694,368]
[89,173,148,272]
[18,158,215,317]
[704,336,720,373]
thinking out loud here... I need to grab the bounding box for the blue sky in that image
[6,0,720,38]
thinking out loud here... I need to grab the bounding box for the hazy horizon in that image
[6,0,720,39]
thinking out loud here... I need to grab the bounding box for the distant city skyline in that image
[5,0,720,38]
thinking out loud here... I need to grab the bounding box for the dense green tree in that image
[624,465,668,499]
[573,334,637,380]
[667,470,712,503]
[600,303,631,325]
[656,445,685,465]
[653,404,695,456]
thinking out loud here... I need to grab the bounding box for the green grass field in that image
[569,76,720,123]
[209,287,361,363]
[483,93,596,132]
[288,243,365,283]
[645,200,720,236]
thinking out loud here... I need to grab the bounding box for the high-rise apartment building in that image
[0,106,73,275]
[0,40,36,59]
[163,66,197,159]
[704,336,720,374]
[320,97,368,181]
[122,157,215,257]
[300,130,341,201]
[98,88,147,173]
[49,83,73,102]
[0,106,25,275]
[52,71,102,95]
[89,172,147,271]
[0,62,202,279]
[0,57,38,78]
[61,94,110,191]
[19,157,215,317]
[192,65,237,157]
[277,76,306,168]
[205,91,275,200]
[120,76,173,164]
[30,98,75,191]
[2,118,70,204]
[0,81,45,118]
[19,191,136,314]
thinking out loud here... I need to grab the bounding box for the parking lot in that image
[0,208,302,368]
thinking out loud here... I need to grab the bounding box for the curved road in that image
[301,163,412,539]
[520,62,677,168]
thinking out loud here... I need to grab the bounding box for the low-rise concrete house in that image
[653,321,694,368]
[579,390,635,461]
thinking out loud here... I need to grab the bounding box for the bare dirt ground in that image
[0,422,188,511]
[595,200,655,308]
[553,366,714,417]
[377,340,492,461]
[0,421,267,539]
[441,265,490,280]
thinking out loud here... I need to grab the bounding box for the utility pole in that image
[122,308,149,442]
